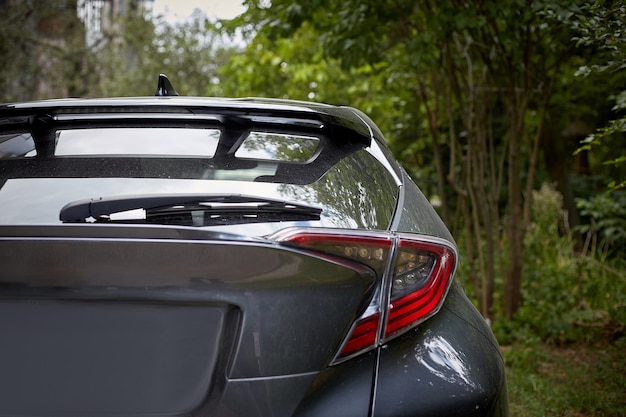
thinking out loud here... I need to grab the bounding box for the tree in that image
[0,1,238,101]
[0,0,89,101]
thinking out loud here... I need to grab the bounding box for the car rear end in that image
[0,97,507,416]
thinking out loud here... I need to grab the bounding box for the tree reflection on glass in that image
[278,149,398,230]
[235,132,320,162]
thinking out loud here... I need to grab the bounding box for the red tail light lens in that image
[272,229,457,364]
[337,313,380,358]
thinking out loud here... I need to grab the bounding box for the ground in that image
[504,341,626,417]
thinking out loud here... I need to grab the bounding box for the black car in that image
[0,76,507,417]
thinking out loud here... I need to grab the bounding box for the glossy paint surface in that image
[373,284,507,417]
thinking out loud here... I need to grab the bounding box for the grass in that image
[504,340,626,417]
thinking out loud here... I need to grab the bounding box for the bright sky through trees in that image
[152,0,245,22]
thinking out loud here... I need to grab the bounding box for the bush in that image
[575,191,626,258]
[494,183,626,345]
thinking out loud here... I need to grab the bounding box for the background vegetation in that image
[1,0,625,415]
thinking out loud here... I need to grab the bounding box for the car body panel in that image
[373,284,507,417]
[293,351,377,417]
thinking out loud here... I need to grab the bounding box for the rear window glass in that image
[235,132,319,162]
[57,128,220,157]
[0,134,36,158]
[0,126,399,231]
[0,129,221,158]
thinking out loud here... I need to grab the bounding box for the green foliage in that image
[575,191,626,256]
[217,22,420,147]
[494,184,626,345]
[218,22,343,100]
[569,1,626,190]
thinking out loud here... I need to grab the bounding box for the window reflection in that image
[0,134,36,158]
[277,150,397,229]
[208,162,278,181]
[235,132,319,162]
[413,330,481,392]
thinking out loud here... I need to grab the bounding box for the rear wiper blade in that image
[59,194,322,224]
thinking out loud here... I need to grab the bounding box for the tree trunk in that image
[504,108,525,320]
[416,76,451,225]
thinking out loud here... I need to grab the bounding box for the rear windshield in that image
[0,127,398,234]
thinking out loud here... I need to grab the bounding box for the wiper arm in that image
[59,194,322,225]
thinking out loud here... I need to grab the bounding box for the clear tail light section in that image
[385,239,455,339]
[271,228,457,364]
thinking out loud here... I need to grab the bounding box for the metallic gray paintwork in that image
[373,284,507,417]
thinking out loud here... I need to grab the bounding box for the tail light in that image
[271,228,457,364]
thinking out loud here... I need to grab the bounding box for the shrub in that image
[494,183,626,345]
[575,191,626,258]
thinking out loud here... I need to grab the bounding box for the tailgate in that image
[0,225,375,416]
